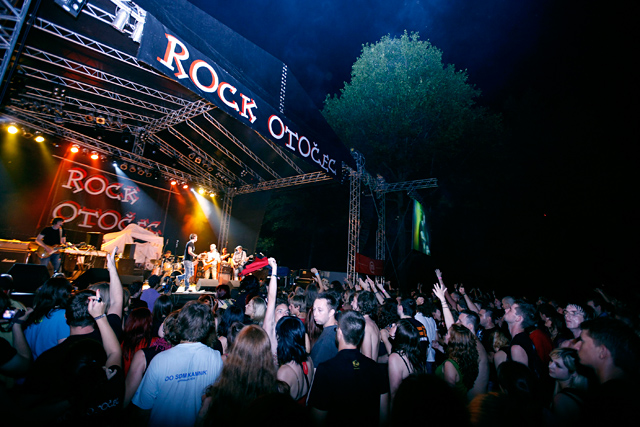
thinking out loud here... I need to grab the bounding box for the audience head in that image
[578,317,640,380]
[356,291,377,316]
[27,276,72,326]
[217,305,244,337]
[337,310,366,347]
[128,281,143,297]
[398,298,416,318]
[245,296,266,325]
[377,298,400,328]
[66,290,97,327]
[174,300,215,343]
[548,348,588,390]
[479,307,496,328]
[87,282,112,312]
[152,294,173,324]
[216,284,231,300]
[505,299,536,328]
[276,316,307,366]
[288,295,306,317]
[564,303,593,333]
[313,292,338,326]
[458,310,480,333]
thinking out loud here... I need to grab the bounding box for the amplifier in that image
[0,249,31,274]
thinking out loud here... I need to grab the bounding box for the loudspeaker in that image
[196,279,217,292]
[229,280,240,288]
[86,232,104,249]
[117,258,135,275]
[120,275,144,285]
[218,272,231,285]
[73,268,109,290]
[123,244,136,259]
[63,253,79,273]
[0,250,31,274]
[6,263,50,293]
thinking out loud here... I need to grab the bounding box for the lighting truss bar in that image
[23,46,191,106]
[2,108,216,188]
[20,65,174,114]
[254,131,305,175]
[81,2,137,37]
[203,112,282,179]
[33,17,158,75]
[20,86,156,123]
[378,178,438,193]
[166,127,241,185]
[9,105,131,132]
[374,190,386,287]
[186,119,264,182]
[145,100,213,134]
[0,0,32,88]
[233,171,332,195]
[149,134,227,190]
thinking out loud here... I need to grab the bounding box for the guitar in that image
[28,242,76,259]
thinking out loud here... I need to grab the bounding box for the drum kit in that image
[150,255,185,291]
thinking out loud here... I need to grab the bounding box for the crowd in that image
[1,252,639,426]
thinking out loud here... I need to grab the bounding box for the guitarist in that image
[35,217,66,273]
[203,244,220,280]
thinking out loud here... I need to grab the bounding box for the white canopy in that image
[101,223,164,268]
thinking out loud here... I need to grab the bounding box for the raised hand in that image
[433,283,447,302]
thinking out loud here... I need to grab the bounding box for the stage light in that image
[195,157,202,164]
[7,124,18,134]
[95,115,106,126]
[120,163,128,170]
[210,192,216,198]
[34,132,45,143]
[90,151,99,160]
[182,183,189,189]
[198,187,205,195]
[138,168,145,176]
[112,7,130,32]
[131,18,145,43]
[54,0,87,18]
[170,180,177,186]
[188,152,196,160]
[113,161,118,167]
[129,165,136,173]
[70,144,80,153]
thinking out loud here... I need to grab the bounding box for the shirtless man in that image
[352,291,380,361]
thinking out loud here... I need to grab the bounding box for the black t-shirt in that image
[39,226,66,246]
[509,331,544,378]
[184,240,195,261]
[308,349,389,427]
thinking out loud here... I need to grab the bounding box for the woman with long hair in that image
[217,305,244,354]
[275,316,314,402]
[388,319,424,401]
[151,294,173,338]
[24,277,72,359]
[245,296,266,326]
[199,325,279,426]
[436,324,479,399]
[548,348,588,424]
[378,298,400,363]
[121,307,153,375]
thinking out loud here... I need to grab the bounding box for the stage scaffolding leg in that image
[347,152,364,285]
[218,191,233,250]
[375,190,386,287]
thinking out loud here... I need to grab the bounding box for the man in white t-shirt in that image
[132,301,223,426]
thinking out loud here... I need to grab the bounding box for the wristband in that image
[94,314,106,321]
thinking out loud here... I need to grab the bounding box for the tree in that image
[323,32,502,285]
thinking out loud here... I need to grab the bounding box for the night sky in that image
[185,1,636,295]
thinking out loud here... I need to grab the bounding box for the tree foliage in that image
[323,31,500,183]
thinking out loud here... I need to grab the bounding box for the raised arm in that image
[436,269,458,309]
[88,289,122,369]
[106,247,123,317]
[368,276,388,305]
[263,257,279,357]
[459,285,479,313]
[311,268,324,292]
[433,283,455,330]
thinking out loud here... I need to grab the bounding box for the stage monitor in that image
[411,200,431,256]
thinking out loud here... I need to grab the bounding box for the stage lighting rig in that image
[54,0,88,18]
[70,144,80,153]
[110,1,147,43]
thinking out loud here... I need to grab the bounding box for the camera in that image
[2,307,24,320]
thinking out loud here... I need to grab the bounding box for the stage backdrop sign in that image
[47,161,170,234]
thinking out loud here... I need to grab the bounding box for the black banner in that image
[137,13,349,179]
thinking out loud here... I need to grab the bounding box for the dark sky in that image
[185,0,636,293]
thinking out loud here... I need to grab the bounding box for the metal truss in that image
[19,86,156,124]
[254,131,305,175]
[202,112,281,179]
[20,65,174,114]
[23,46,191,106]
[2,108,218,190]
[1,0,31,90]
[218,191,234,250]
[166,127,241,185]
[186,119,264,182]
[33,17,155,74]
[145,100,213,134]
[233,171,332,195]
[347,151,365,285]
[346,151,438,284]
